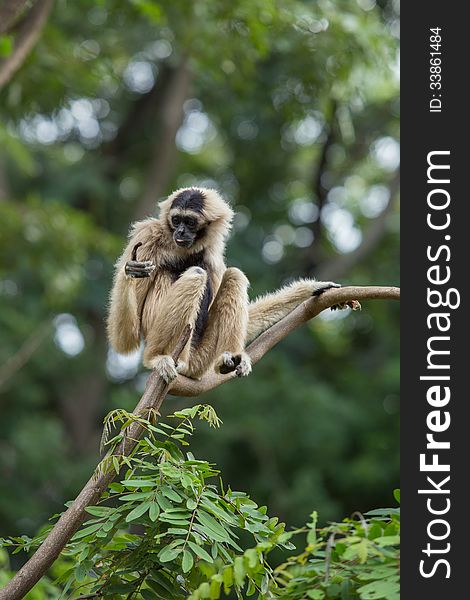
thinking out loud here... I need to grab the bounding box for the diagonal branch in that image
[0,285,399,599]
[0,0,54,91]
[0,0,29,34]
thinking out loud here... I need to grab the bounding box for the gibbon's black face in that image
[169,189,207,248]
[170,212,203,248]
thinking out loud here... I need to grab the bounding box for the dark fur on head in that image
[170,188,205,214]
[158,187,234,253]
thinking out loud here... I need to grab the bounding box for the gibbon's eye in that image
[171,216,181,228]
[186,217,197,229]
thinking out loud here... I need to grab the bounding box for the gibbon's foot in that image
[218,352,252,377]
[149,355,178,383]
[235,353,252,377]
[331,299,362,311]
[311,281,341,296]
[218,351,239,374]
[125,243,156,278]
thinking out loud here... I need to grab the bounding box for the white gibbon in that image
[107,187,339,382]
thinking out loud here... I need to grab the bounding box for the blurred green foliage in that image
[0,0,399,575]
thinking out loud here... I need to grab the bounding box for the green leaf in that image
[261,573,269,594]
[393,489,400,504]
[234,556,245,586]
[196,510,231,542]
[162,486,183,502]
[125,501,151,522]
[368,524,383,540]
[246,579,256,596]
[201,498,237,525]
[358,567,398,581]
[364,508,400,517]
[149,501,160,522]
[74,561,87,582]
[156,493,173,511]
[245,548,258,569]
[374,535,400,547]
[102,520,115,532]
[278,531,295,544]
[112,456,120,474]
[222,566,233,594]
[188,540,213,563]
[72,522,102,540]
[182,549,194,573]
[121,479,156,488]
[0,35,13,58]
[209,576,222,599]
[326,584,341,597]
[109,483,125,493]
[162,507,191,515]
[358,580,400,599]
[357,539,369,563]
[148,571,176,597]
[197,582,211,598]
[159,515,190,525]
[119,492,152,502]
[84,506,112,517]
[141,590,159,600]
[307,510,318,546]
[307,591,325,600]
[158,546,183,563]
[167,528,188,535]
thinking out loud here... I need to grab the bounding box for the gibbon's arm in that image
[107,221,156,354]
[247,279,338,343]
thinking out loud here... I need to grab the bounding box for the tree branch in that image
[0,0,54,92]
[0,0,29,34]
[0,285,399,599]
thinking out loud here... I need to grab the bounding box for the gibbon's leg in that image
[186,268,251,379]
[143,266,208,382]
[247,279,340,343]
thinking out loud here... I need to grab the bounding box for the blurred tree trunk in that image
[307,99,337,269]
[57,313,108,455]
[0,0,29,34]
[0,158,9,199]
[304,101,399,281]
[135,57,191,219]
[0,0,54,91]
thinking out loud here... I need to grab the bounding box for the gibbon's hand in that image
[125,242,156,278]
